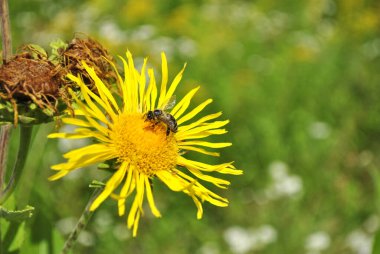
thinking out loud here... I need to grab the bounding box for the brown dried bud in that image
[0,50,65,125]
[0,37,116,126]
[60,37,116,91]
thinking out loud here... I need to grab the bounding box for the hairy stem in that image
[61,188,102,254]
[0,125,11,190]
[0,126,33,204]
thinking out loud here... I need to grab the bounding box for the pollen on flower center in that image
[111,113,178,175]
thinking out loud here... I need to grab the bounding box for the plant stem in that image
[0,126,33,204]
[0,0,13,196]
[61,188,102,254]
[0,125,11,190]
[0,0,12,62]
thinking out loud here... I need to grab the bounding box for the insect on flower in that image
[145,96,178,136]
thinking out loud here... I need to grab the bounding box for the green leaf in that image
[50,39,68,52]
[49,39,68,65]
[373,229,380,254]
[89,180,106,188]
[97,158,118,171]
[19,227,65,254]
[0,205,35,222]
[97,163,111,170]
[7,221,26,252]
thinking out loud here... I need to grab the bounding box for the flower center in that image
[111,113,178,175]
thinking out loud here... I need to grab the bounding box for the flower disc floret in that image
[111,113,178,175]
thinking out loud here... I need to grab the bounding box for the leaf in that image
[19,227,65,254]
[49,39,68,65]
[7,221,26,252]
[97,163,111,170]
[373,229,380,254]
[0,205,35,222]
[97,158,118,171]
[89,180,106,188]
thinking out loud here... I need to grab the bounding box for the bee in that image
[146,96,177,136]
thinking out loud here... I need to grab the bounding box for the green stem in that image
[0,126,33,204]
[61,188,102,254]
[0,125,11,191]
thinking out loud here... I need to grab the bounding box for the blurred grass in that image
[2,0,380,253]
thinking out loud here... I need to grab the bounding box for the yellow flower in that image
[49,51,242,236]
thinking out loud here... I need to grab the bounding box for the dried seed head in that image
[0,37,116,125]
[0,55,61,99]
[59,37,116,90]
[0,50,66,125]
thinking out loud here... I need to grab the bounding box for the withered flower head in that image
[56,36,116,90]
[0,37,116,126]
[0,45,65,125]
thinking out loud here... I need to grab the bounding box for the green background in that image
[2,0,380,253]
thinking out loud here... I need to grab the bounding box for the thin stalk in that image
[0,125,11,189]
[0,126,33,204]
[0,0,12,62]
[61,188,102,254]
[0,0,12,194]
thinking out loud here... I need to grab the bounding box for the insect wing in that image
[162,95,176,111]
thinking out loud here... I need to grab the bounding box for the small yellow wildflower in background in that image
[49,51,242,236]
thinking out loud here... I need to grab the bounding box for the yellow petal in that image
[176,120,229,139]
[132,211,141,237]
[177,129,228,140]
[171,86,200,118]
[156,170,190,192]
[68,90,98,120]
[82,61,120,114]
[127,195,140,229]
[48,132,90,139]
[148,68,157,110]
[62,118,92,128]
[191,196,203,219]
[178,157,243,175]
[73,128,111,143]
[178,112,222,132]
[69,92,110,136]
[48,170,69,181]
[103,56,124,89]
[127,173,145,230]
[164,63,187,106]
[51,150,115,174]
[90,163,128,211]
[173,169,230,207]
[178,141,232,148]
[73,77,112,123]
[63,144,111,160]
[48,130,110,143]
[126,51,138,112]
[136,174,146,212]
[157,52,168,108]
[177,99,213,125]
[178,145,220,157]
[186,167,230,188]
[145,177,161,217]
[118,163,134,216]
[139,58,148,112]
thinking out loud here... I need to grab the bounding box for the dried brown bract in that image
[0,50,65,124]
[60,37,116,90]
[0,36,116,125]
